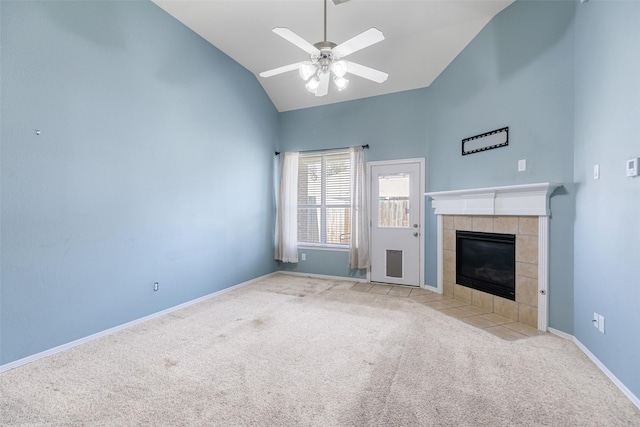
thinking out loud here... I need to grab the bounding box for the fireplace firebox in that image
[456,231,516,301]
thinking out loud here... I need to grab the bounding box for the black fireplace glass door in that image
[456,231,516,300]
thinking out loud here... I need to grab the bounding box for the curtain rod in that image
[275,144,369,156]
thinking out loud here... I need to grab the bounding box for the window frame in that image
[297,149,351,249]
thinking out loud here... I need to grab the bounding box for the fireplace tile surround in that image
[443,214,539,328]
[426,183,560,331]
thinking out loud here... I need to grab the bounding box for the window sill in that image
[298,244,349,252]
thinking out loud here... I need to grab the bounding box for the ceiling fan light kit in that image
[259,0,388,97]
[305,76,321,93]
[334,75,349,91]
[299,62,316,81]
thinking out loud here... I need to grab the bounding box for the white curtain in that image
[275,152,299,263]
[349,146,370,269]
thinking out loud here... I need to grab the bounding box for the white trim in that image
[538,216,550,331]
[572,339,640,409]
[368,157,426,167]
[279,270,369,282]
[548,327,574,341]
[419,158,426,288]
[300,147,350,157]
[367,158,426,287]
[422,284,439,292]
[0,272,278,374]
[366,161,373,283]
[435,215,444,294]
[3,273,637,411]
[297,245,349,252]
[548,329,640,410]
[425,182,561,216]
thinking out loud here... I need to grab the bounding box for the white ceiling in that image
[152,0,513,112]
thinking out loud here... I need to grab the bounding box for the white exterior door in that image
[369,159,424,286]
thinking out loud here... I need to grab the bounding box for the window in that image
[297,151,351,246]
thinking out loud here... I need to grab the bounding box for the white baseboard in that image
[547,327,573,341]
[422,283,440,293]
[0,272,277,374]
[4,274,639,413]
[278,270,369,282]
[572,338,640,410]
[280,270,433,288]
[548,328,640,410]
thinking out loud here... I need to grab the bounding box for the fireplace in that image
[426,183,560,331]
[456,230,516,301]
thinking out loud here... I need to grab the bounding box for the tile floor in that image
[351,282,542,341]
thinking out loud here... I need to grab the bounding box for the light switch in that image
[594,164,600,180]
[518,159,526,172]
[598,315,605,334]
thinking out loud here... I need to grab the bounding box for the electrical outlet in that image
[301,253,306,261]
[593,312,599,329]
[598,314,605,334]
[154,282,159,291]
[627,158,638,177]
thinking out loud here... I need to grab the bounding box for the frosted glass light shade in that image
[299,62,317,81]
[330,61,347,77]
[334,76,349,91]
[305,77,320,93]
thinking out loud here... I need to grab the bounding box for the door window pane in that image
[378,174,410,227]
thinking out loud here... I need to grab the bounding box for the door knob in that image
[413,224,418,228]
[413,232,419,237]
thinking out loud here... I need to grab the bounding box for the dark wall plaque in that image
[462,127,509,155]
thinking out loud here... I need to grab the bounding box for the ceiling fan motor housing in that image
[312,41,338,73]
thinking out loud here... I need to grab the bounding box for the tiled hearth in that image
[350,282,541,340]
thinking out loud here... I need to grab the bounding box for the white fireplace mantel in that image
[424,182,562,332]
[425,182,561,217]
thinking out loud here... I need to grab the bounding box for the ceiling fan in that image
[259,0,388,97]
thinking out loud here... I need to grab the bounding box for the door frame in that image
[367,158,426,287]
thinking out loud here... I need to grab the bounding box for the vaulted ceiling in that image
[152,0,513,112]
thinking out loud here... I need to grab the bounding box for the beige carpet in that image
[1,274,639,426]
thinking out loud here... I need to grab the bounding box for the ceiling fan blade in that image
[333,28,384,58]
[344,61,388,83]
[273,28,320,55]
[315,72,330,97]
[259,62,304,78]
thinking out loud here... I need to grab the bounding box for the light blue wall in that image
[278,90,429,280]
[279,89,429,163]
[0,1,278,365]
[279,0,576,333]
[426,0,576,333]
[573,0,640,399]
[279,248,366,280]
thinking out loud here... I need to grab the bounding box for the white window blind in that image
[297,151,351,246]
